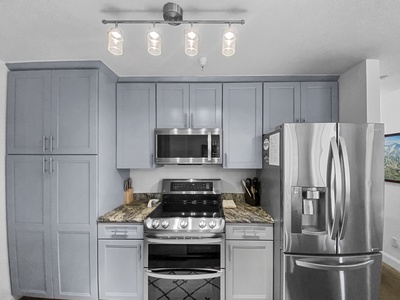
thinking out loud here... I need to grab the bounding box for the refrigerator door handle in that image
[328,137,342,240]
[295,258,374,271]
[338,136,351,240]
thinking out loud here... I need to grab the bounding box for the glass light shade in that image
[107,27,124,56]
[147,29,162,56]
[184,28,199,56]
[222,28,237,57]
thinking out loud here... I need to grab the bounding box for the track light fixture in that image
[102,2,245,57]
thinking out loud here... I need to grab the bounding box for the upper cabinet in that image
[223,83,263,169]
[117,83,157,169]
[7,70,98,154]
[156,83,222,128]
[263,82,338,133]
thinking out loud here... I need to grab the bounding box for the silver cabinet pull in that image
[50,157,54,174]
[184,113,188,128]
[190,113,194,128]
[138,244,142,261]
[50,135,54,152]
[150,153,154,167]
[42,136,48,152]
[224,153,228,168]
[42,157,48,174]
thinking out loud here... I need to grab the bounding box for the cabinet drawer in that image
[226,224,273,240]
[98,223,144,239]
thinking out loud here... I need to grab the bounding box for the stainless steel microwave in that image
[155,128,222,165]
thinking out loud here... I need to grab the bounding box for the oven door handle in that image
[145,237,224,245]
[145,268,224,280]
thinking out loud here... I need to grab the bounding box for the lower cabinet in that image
[98,224,144,300]
[6,155,98,299]
[225,224,273,300]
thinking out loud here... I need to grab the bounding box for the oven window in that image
[148,244,221,269]
[148,269,221,300]
[157,135,220,158]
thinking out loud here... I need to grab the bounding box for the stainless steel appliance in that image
[258,123,384,300]
[144,179,225,300]
[154,128,222,165]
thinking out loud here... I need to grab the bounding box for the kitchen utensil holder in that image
[244,192,260,206]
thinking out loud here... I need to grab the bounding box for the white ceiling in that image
[2,0,400,95]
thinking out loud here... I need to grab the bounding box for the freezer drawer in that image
[283,253,382,300]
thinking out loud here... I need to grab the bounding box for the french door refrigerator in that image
[258,123,384,300]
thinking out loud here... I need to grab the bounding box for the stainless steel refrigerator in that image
[258,123,384,300]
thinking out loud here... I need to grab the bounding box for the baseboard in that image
[382,251,400,271]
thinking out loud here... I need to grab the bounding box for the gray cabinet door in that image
[226,240,273,300]
[263,82,300,133]
[190,83,222,128]
[7,71,52,154]
[156,83,189,128]
[223,83,263,169]
[50,156,98,300]
[51,70,98,154]
[300,82,338,123]
[117,83,157,168]
[6,155,53,298]
[98,240,143,300]
[7,70,98,155]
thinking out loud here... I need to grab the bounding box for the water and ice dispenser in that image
[291,187,326,234]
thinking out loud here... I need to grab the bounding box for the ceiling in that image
[1,0,400,95]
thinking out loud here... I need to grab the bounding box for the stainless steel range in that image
[144,178,225,235]
[143,179,225,300]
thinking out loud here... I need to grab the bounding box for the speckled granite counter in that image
[97,193,160,223]
[222,194,274,224]
[98,193,274,224]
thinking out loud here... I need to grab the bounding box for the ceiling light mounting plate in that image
[163,2,183,25]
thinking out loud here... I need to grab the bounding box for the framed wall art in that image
[384,132,400,183]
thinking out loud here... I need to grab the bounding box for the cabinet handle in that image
[191,113,194,128]
[184,113,188,128]
[42,136,48,152]
[139,244,142,261]
[150,153,154,167]
[50,157,54,174]
[50,135,54,152]
[224,153,227,168]
[228,245,232,262]
[42,158,48,174]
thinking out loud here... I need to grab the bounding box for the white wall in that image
[130,165,256,193]
[0,62,13,299]
[381,89,400,271]
[339,59,381,123]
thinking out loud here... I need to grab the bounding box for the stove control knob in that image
[161,220,169,229]
[199,219,206,229]
[180,220,188,229]
[152,220,160,229]
[209,220,216,229]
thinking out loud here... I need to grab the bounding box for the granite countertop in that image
[98,193,274,224]
[223,198,274,224]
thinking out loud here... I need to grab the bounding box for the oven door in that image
[144,234,225,300]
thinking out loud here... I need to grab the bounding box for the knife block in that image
[244,192,260,206]
[123,188,134,205]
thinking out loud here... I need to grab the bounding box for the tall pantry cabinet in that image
[6,62,128,299]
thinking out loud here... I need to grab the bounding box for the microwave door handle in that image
[145,269,223,280]
[207,132,212,161]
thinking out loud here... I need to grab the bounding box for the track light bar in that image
[103,2,245,57]
[102,19,245,25]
